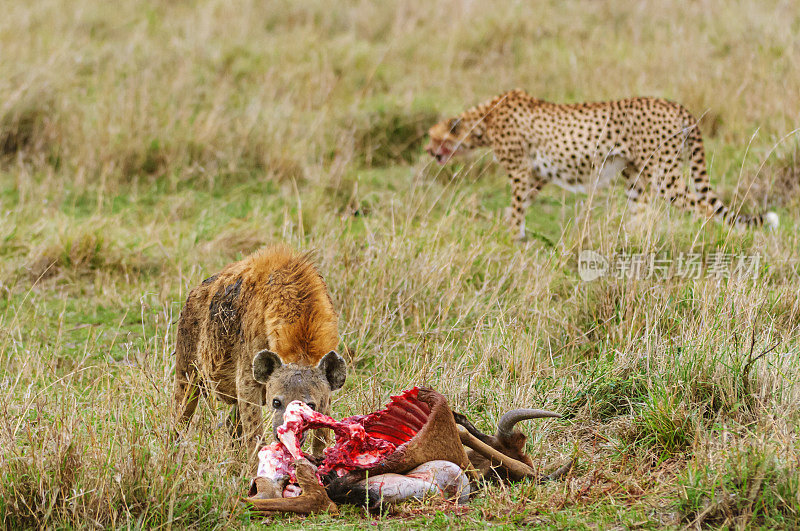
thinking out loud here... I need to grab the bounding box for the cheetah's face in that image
[425,119,473,164]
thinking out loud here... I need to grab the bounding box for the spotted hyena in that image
[173,245,346,464]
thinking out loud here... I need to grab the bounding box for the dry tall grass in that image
[1,0,799,528]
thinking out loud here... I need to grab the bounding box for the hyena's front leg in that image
[225,404,243,439]
[173,360,200,425]
[311,404,333,457]
[236,363,265,470]
[311,428,331,458]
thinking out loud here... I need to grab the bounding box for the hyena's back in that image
[174,245,339,411]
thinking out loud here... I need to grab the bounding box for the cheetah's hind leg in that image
[621,162,658,231]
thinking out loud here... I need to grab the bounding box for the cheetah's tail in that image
[692,184,778,229]
[708,197,779,230]
[684,124,778,230]
[726,210,779,229]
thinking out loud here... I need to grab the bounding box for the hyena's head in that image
[252,349,347,439]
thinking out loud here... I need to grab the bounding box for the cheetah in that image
[173,245,346,466]
[425,89,778,239]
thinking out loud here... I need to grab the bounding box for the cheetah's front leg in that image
[507,170,545,240]
[495,142,543,240]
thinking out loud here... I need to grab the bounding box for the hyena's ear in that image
[253,350,282,383]
[317,351,346,391]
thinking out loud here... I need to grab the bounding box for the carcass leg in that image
[357,460,470,505]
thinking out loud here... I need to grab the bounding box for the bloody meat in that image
[257,387,431,491]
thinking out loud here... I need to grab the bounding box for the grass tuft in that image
[630,393,694,459]
[350,98,441,167]
[0,92,57,162]
[564,359,649,420]
[677,446,800,529]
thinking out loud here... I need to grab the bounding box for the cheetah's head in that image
[425,118,482,164]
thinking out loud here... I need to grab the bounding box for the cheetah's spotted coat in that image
[425,89,778,238]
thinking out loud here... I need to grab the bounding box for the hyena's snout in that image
[252,349,347,442]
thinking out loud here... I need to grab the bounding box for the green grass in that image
[676,447,800,529]
[2,0,800,528]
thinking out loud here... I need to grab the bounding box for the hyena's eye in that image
[307,402,316,411]
[272,398,282,409]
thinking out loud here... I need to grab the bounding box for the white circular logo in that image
[578,250,608,281]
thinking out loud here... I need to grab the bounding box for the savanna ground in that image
[2,1,800,528]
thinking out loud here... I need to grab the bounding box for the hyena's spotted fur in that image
[173,245,346,465]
